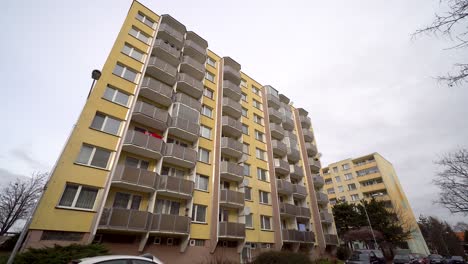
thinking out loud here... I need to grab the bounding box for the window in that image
[156,199,180,215]
[344,173,353,180]
[103,86,130,106]
[161,166,185,177]
[76,144,112,169]
[253,114,263,125]
[338,186,344,193]
[327,188,335,194]
[348,183,357,191]
[325,178,333,185]
[330,198,337,205]
[58,184,98,210]
[332,167,338,173]
[192,239,205,246]
[253,99,262,110]
[260,215,271,230]
[241,79,247,87]
[125,156,149,169]
[90,113,122,135]
[252,86,261,95]
[41,231,84,241]
[200,125,212,139]
[356,167,380,177]
[342,163,350,170]
[242,124,249,135]
[205,71,215,82]
[241,92,247,101]
[122,43,144,61]
[246,214,253,228]
[243,163,250,176]
[242,107,248,117]
[245,187,252,200]
[335,176,341,182]
[113,192,141,210]
[340,196,346,201]
[256,148,266,160]
[195,174,209,191]
[257,169,268,181]
[243,143,250,154]
[201,105,213,118]
[192,204,207,222]
[113,64,138,82]
[198,148,210,163]
[351,194,360,201]
[259,191,269,204]
[255,130,264,142]
[129,26,150,44]
[203,87,214,99]
[206,57,216,67]
[136,12,155,28]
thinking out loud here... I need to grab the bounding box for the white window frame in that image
[344,173,353,180]
[255,130,264,142]
[259,191,270,204]
[253,99,262,110]
[129,26,151,44]
[252,86,261,96]
[240,79,247,87]
[241,92,247,101]
[206,57,216,67]
[242,107,248,117]
[260,215,272,230]
[113,192,142,210]
[242,124,249,135]
[335,176,341,182]
[200,125,212,139]
[256,148,266,160]
[338,186,344,193]
[348,183,357,191]
[195,174,209,191]
[102,86,131,107]
[246,213,253,228]
[201,105,213,118]
[203,87,214,99]
[257,168,268,181]
[90,113,122,136]
[205,71,215,82]
[192,204,207,223]
[243,163,251,176]
[76,144,112,169]
[198,147,210,163]
[253,114,264,125]
[136,12,155,28]
[122,43,145,62]
[58,184,99,211]
[113,64,139,83]
[351,194,360,201]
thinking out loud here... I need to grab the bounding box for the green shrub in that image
[336,246,351,260]
[252,251,313,264]
[12,243,108,264]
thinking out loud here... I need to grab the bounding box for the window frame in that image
[206,57,216,68]
[201,105,213,118]
[199,125,212,139]
[113,63,139,83]
[257,167,268,181]
[57,183,99,211]
[129,26,151,44]
[102,86,131,107]
[75,144,112,169]
[256,148,266,161]
[195,174,209,191]
[205,71,215,82]
[203,87,214,99]
[122,43,145,62]
[245,213,253,228]
[245,187,252,201]
[243,163,251,176]
[260,215,272,230]
[136,12,155,28]
[192,204,207,223]
[259,190,270,204]
[90,112,122,136]
[197,147,211,163]
[255,130,265,142]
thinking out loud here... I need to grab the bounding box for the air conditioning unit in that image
[189,239,196,246]
[167,238,174,246]
[153,237,161,245]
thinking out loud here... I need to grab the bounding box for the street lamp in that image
[87,69,102,99]
[360,192,383,250]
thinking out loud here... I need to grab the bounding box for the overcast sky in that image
[1,0,467,224]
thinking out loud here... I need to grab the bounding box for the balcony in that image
[279,203,298,217]
[180,56,205,81]
[324,234,339,245]
[292,184,308,198]
[123,130,165,160]
[176,73,204,99]
[157,16,185,48]
[276,179,293,195]
[220,161,244,182]
[269,123,285,140]
[272,140,287,157]
[282,115,294,131]
[183,31,208,64]
[167,117,199,143]
[219,189,244,208]
[173,92,201,111]
[155,175,194,199]
[287,147,300,163]
[222,116,242,138]
[282,229,315,243]
[222,97,242,119]
[221,137,243,159]
[289,165,304,180]
[223,80,241,101]
[147,57,177,86]
[112,165,158,192]
[268,107,283,124]
[132,101,170,132]
[267,93,281,110]
[274,159,290,175]
[299,115,311,129]
[313,175,324,188]
[152,39,181,66]
[305,142,318,157]
[302,129,314,142]
[150,213,190,235]
[309,158,322,173]
[219,222,245,240]
[223,57,241,85]
[99,208,150,232]
[297,207,311,219]
[139,77,173,107]
[284,130,297,142]
[316,192,329,205]
[163,143,197,169]
[320,211,333,224]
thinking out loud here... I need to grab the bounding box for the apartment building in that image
[23,1,338,263]
[321,153,429,254]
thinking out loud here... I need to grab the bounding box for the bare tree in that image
[453,221,468,231]
[413,0,468,87]
[0,172,47,235]
[433,148,468,214]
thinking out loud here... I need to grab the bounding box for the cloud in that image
[9,147,47,170]
[0,167,29,187]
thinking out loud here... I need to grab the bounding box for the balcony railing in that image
[219,222,245,239]
[222,97,242,119]
[324,234,339,245]
[173,92,201,111]
[220,161,244,182]
[282,114,294,131]
[320,211,333,223]
[123,130,165,160]
[99,208,150,232]
[223,65,241,85]
[269,123,285,140]
[267,93,281,109]
[112,165,158,192]
[219,189,244,208]
[302,129,314,142]
[152,39,181,66]
[150,213,190,235]
[223,80,242,101]
[305,142,318,157]
[147,56,177,86]
[279,203,298,217]
[290,165,304,180]
[163,143,197,169]
[268,107,283,124]
[222,116,242,138]
[309,158,322,173]
[297,207,311,219]
[167,117,199,143]
[276,179,293,195]
[132,101,170,131]
[180,56,205,80]
[274,159,290,175]
[287,147,300,163]
[157,23,185,48]
[299,115,311,129]
[183,33,207,64]
[316,192,329,205]
[282,229,315,243]
[292,184,308,198]
[221,137,243,159]
[272,140,287,157]
[139,77,173,107]
[155,175,194,199]
[176,73,203,99]
[313,175,325,188]
[284,130,297,142]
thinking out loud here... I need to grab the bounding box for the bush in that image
[12,243,108,264]
[336,246,351,260]
[252,251,313,264]
[0,235,20,252]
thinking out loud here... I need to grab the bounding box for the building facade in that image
[321,153,429,254]
[23,1,338,263]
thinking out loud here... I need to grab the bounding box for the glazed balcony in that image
[99,208,150,232]
[313,175,324,188]
[287,147,300,163]
[279,203,298,217]
[112,165,158,193]
[282,114,294,131]
[282,230,315,243]
[157,16,185,49]
[220,161,244,182]
[180,56,205,81]
[299,115,311,129]
[163,143,197,169]
[223,80,242,101]
[219,189,244,208]
[268,107,283,124]
[123,130,165,160]
[176,73,204,99]
[297,207,311,219]
[267,93,281,110]
[139,77,173,107]
[309,158,322,173]
[289,165,304,180]
[173,92,202,111]
[269,123,285,140]
[221,137,243,159]
[292,184,308,199]
[222,97,242,119]
[219,222,245,240]
[305,142,318,157]
[222,116,242,138]
[274,159,290,175]
[276,179,293,195]
[320,211,333,224]
[302,129,314,142]
[155,175,194,199]
[325,234,339,245]
[167,117,199,143]
[147,57,177,86]
[272,140,287,157]
[152,39,181,66]
[150,213,190,235]
[183,31,208,64]
[316,192,329,206]
[132,101,170,132]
